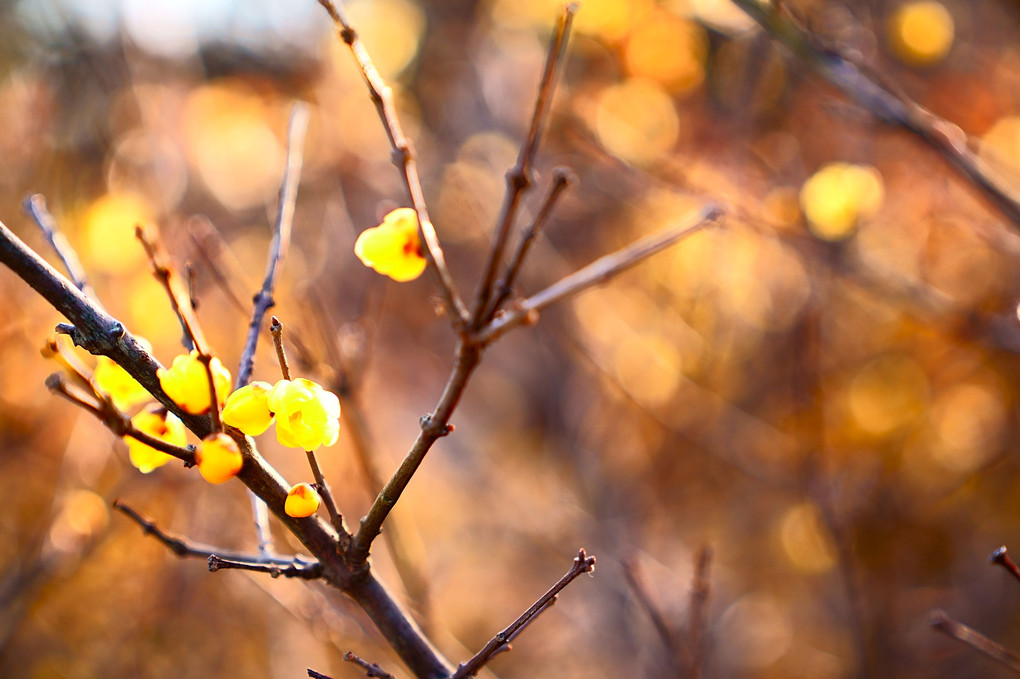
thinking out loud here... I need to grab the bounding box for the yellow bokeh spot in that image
[624,12,707,94]
[847,355,929,436]
[980,116,1020,184]
[82,192,152,274]
[595,78,680,165]
[342,0,426,79]
[126,405,187,473]
[355,207,428,282]
[285,482,321,518]
[195,433,243,484]
[929,382,1007,473]
[488,0,651,40]
[184,81,284,211]
[779,502,837,574]
[800,163,884,241]
[49,490,110,552]
[889,1,954,67]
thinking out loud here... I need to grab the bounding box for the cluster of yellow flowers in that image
[93,349,337,517]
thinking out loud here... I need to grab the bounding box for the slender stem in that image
[452,548,596,678]
[686,545,713,679]
[487,167,575,317]
[348,338,481,565]
[479,204,723,344]
[344,651,396,679]
[235,102,309,389]
[208,554,322,579]
[23,194,99,304]
[470,5,578,328]
[305,449,344,535]
[250,495,275,556]
[930,609,1020,674]
[729,0,1020,230]
[990,546,1020,584]
[317,0,468,331]
[622,559,687,671]
[270,316,292,380]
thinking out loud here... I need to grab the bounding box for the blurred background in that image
[2,0,1020,677]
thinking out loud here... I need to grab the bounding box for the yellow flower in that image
[157,350,232,414]
[799,163,884,241]
[195,433,243,484]
[268,378,341,451]
[354,207,427,282]
[284,482,321,518]
[126,406,187,473]
[222,381,275,435]
[94,355,152,411]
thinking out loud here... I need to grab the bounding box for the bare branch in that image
[990,546,1020,585]
[317,0,469,330]
[453,548,596,678]
[344,651,396,679]
[270,315,292,380]
[729,0,1020,230]
[622,558,687,671]
[207,554,322,580]
[471,4,578,326]
[23,194,99,303]
[930,609,1020,674]
[479,203,723,344]
[686,545,713,679]
[235,102,310,389]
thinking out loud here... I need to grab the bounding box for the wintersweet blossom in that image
[93,355,151,411]
[284,482,321,518]
[354,207,427,282]
[126,406,187,473]
[221,381,275,435]
[157,350,232,414]
[268,378,341,451]
[195,433,243,484]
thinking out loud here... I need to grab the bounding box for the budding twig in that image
[990,546,1020,585]
[452,548,596,678]
[23,194,99,304]
[317,0,469,331]
[471,3,578,327]
[344,651,395,679]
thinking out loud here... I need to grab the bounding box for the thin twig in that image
[305,449,344,535]
[344,651,396,679]
[729,0,1020,230]
[470,4,578,327]
[317,0,469,330]
[686,545,713,679]
[307,670,334,679]
[22,194,99,303]
[235,102,309,389]
[990,546,1020,585]
[207,554,322,580]
[479,204,723,344]
[452,548,596,678]
[622,558,687,672]
[930,609,1020,674]
[113,500,316,569]
[487,167,576,316]
[270,316,292,380]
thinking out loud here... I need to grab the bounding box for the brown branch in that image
[270,316,292,380]
[452,548,596,678]
[317,0,468,330]
[729,0,1020,230]
[207,554,322,580]
[344,651,396,679]
[930,609,1020,674]
[487,167,576,317]
[235,102,309,389]
[686,545,713,679]
[990,546,1020,585]
[0,217,453,679]
[23,194,99,303]
[470,3,578,327]
[479,203,723,345]
[307,670,335,679]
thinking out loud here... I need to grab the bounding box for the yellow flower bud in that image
[354,207,428,282]
[126,405,187,473]
[284,482,321,518]
[94,355,152,411]
[268,378,341,451]
[157,350,232,414]
[195,433,243,484]
[222,381,275,435]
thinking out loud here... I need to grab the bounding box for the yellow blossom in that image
[126,406,187,473]
[195,433,243,484]
[284,482,321,518]
[94,355,152,411]
[268,378,341,451]
[354,207,427,282]
[222,381,275,435]
[157,350,232,414]
[799,163,884,241]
